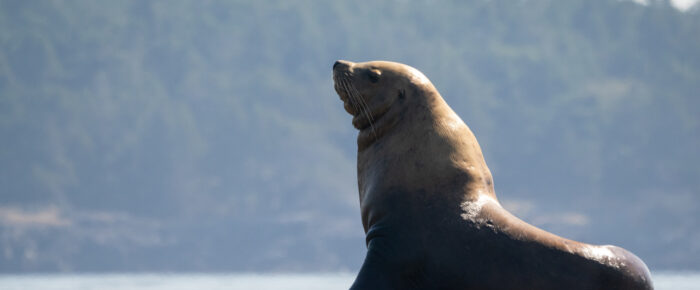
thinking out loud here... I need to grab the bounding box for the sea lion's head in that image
[333,60,498,230]
[332,60,434,149]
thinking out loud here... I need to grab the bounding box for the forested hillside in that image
[1,0,698,272]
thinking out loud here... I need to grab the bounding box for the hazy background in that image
[1,0,698,273]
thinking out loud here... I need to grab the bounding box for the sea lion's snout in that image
[333,60,353,71]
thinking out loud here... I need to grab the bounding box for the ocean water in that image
[0,272,697,290]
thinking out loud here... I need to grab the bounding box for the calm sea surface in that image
[0,272,697,290]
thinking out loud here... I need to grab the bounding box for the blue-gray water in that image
[0,272,697,290]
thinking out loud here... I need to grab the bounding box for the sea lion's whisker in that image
[342,76,371,119]
[337,78,354,109]
[340,79,360,113]
[351,84,373,123]
[345,79,367,123]
[344,80,368,121]
[348,82,376,137]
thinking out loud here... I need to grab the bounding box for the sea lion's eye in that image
[368,69,381,83]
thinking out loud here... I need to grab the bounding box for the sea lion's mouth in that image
[334,83,358,116]
[344,101,358,116]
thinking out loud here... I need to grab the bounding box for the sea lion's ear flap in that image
[399,89,405,100]
[368,69,381,83]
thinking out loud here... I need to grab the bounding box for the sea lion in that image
[332,60,653,290]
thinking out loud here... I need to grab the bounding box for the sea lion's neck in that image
[357,87,497,205]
